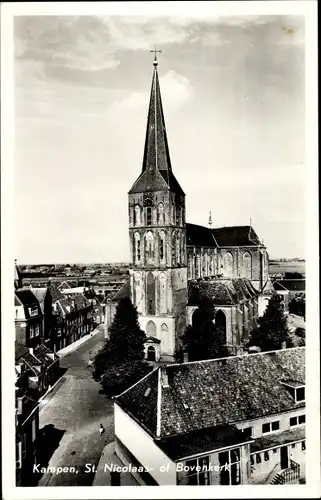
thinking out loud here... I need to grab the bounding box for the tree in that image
[92,297,151,396]
[249,293,290,351]
[289,293,305,319]
[182,295,228,361]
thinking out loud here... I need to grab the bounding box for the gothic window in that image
[134,205,141,226]
[196,253,201,278]
[146,320,156,337]
[176,232,181,264]
[159,272,167,313]
[176,206,181,226]
[157,203,164,225]
[223,252,233,278]
[188,252,194,279]
[181,233,186,264]
[159,231,165,261]
[172,231,176,266]
[146,207,152,226]
[145,231,155,263]
[134,233,141,263]
[171,203,176,225]
[161,323,168,332]
[243,252,252,279]
[146,272,156,315]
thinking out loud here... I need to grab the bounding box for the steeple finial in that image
[150,45,162,67]
[208,210,212,228]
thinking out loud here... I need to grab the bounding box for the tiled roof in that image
[115,347,305,440]
[186,223,217,247]
[273,280,305,292]
[157,424,253,462]
[251,427,305,452]
[48,283,65,302]
[188,278,258,306]
[34,345,58,367]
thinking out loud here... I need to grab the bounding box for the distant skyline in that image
[15,14,305,263]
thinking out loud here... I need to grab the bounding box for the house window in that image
[32,418,37,442]
[290,415,306,427]
[301,441,306,451]
[250,455,254,465]
[264,451,269,461]
[296,387,305,402]
[256,453,261,464]
[291,444,296,449]
[146,207,152,226]
[273,449,277,454]
[262,421,280,434]
[242,427,253,438]
[29,306,38,317]
[186,456,210,485]
[22,434,27,459]
[219,448,241,485]
[16,441,22,468]
[35,324,40,336]
[29,325,34,338]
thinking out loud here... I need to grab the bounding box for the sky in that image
[14,14,305,263]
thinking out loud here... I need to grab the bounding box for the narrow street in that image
[36,330,114,486]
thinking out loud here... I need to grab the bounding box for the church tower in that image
[128,54,187,362]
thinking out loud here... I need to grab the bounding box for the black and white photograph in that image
[1,1,319,498]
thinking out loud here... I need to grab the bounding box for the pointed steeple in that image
[129,55,184,195]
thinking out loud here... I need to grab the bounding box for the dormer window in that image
[281,380,305,402]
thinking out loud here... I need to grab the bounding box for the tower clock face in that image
[143,192,153,207]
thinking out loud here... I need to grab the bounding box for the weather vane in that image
[150,45,162,66]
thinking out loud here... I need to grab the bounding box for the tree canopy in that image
[249,292,290,351]
[93,297,151,396]
[182,295,228,362]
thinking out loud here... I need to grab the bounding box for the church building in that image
[107,55,270,362]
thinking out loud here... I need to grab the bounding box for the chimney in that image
[183,352,189,363]
[161,366,169,388]
[29,347,34,356]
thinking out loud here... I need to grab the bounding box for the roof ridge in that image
[114,366,159,399]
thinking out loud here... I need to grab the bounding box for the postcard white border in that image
[1,1,319,499]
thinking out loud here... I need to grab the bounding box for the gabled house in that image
[15,392,39,486]
[15,289,43,348]
[113,347,305,485]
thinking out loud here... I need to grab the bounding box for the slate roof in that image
[15,289,39,307]
[128,63,184,196]
[186,223,262,248]
[15,342,29,361]
[110,279,130,302]
[188,278,258,306]
[273,280,305,292]
[157,424,253,462]
[115,348,305,442]
[186,223,217,247]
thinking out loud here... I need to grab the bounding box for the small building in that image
[15,392,40,486]
[15,289,44,348]
[272,280,305,314]
[114,347,305,485]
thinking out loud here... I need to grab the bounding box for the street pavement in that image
[37,329,114,486]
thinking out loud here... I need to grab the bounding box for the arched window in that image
[223,252,233,278]
[188,251,194,278]
[176,232,181,264]
[134,205,141,226]
[159,231,165,261]
[161,323,168,332]
[176,206,181,226]
[215,310,227,346]
[159,272,167,313]
[171,203,175,225]
[146,320,156,336]
[243,252,252,279]
[181,233,186,264]
[196,253,201,278]
[134,233,141,263]
[146,207,152,226]
[157,203,164,225]
[146,272,156,315]
[172,231,176,266]
[145,231,154,262]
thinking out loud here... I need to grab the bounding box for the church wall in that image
[186,246,218,280]
[138,315,176,358]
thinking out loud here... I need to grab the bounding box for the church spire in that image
[141,50,172,182]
